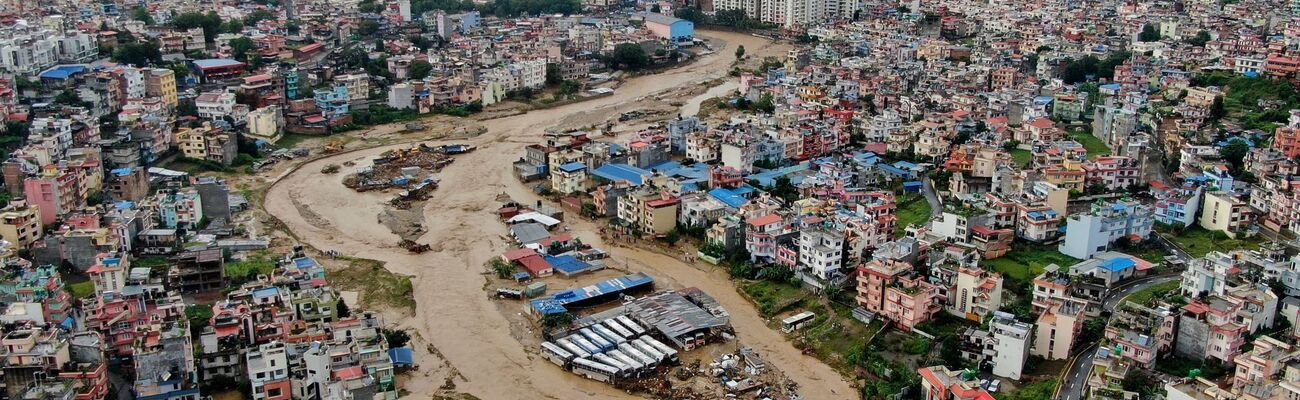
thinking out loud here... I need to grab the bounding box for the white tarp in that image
[508,211,562,227]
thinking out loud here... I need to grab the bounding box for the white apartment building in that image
[1058,200,1154,260]
[797,228,845,281]
[247,105,284,143]
[990,312,1032,380]
[247,342,290,400]
[866,111,903,143]
[333,73,371,103]
[196,91,243,123]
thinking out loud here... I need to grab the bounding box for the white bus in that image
[540,342,575,367]
[619,343,657,367]
[580,328,614,351]
[643,337,679,363]
[593,353,631,376]
[606,349,645,373]
[781,311,817,333]
[632,337,666,363]
[572,357,620,382]
[569,335,602,355]
[602,319,636,339]
[592,325,626,345]
[556,338,591,359]
[616,316,647,336]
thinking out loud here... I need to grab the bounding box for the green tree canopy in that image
[113,41,163,66]
[172,11,223,42]
[1139,24,1161,42]
[409,60,433,80]
[609,43,649,70]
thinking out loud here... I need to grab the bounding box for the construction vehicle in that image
[323,139,345,154]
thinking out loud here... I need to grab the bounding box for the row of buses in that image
[540,316,680,382]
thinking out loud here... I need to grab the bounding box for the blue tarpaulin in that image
[592,163,651,185]
[389,347,415,365]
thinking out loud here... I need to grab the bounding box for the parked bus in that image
[592,325,626,345]
[572,357,620,382]
[631,337,665,363]
[556,338,591,359]
[606,349,645,373]
[643,337,679,363]
[569,335,602,355]
[540,342,575,367]
[580,328,614,351]
[616,316,647,336]
[619,343,657,367]
[602,319,636,339]
[781,311,817,333]
[593,353,631,376]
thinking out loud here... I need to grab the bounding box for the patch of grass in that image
[1122,280,1181,307]
[68,281,95,298]
[983,242,1080,283]
[329,257,416,312]
[783,298,883,376]
[1123,244,1173,264]
[1010,148,1032,166]
[998,378,1058,400]
[895,193,932,234]
[1162,226,1267,257]
[741,280,806,316]
[1156,356,1230,380]
[225,252,277,284]
[135,255,172,272]
[1069,130,1111,157]
[275,133,321,149]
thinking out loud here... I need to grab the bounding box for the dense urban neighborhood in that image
[0,0,1298,398]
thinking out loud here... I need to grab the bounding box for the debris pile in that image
[342,144,459,192]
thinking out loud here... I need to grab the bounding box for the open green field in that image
[1161,226,1267,257]
[983,243,1080,282]
[1069,130,1111,157]
[895,193,933,234]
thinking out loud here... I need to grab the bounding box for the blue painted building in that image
[644,13,694,45]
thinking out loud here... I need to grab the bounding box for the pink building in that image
[857,259,941,331]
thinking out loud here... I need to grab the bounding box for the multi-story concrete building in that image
[857,259,941,331]
[989,312,1032,380]
[0,199,42,249]
[948,267,1003,322]
[1059,199,1154,259]
[1199,190,1251,237]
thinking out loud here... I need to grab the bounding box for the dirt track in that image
[263,31,854,399]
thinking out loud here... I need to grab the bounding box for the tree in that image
[674,8,708,24]
[489,258,514,278]
[735,45,746,60]
[409,35,434,51]
[335,299,351,318]
[172,11,224,42]
[545,63,562,86]
[54,91,85,107]
[1221,139,1249,170]
[409,60,433,80]
[221,18,244,34]
[229,37,256,62]
[1187,30,1212,47]
[358,20,381,36]
[650,4,661,12]
[1209,95,1226,121]
[244,9,277,25]
[1139,24,1161,42]
[131,7,154,25]
[755,92,775,113]
[540,312,575,328]
[383,329,411,348]
[558,80,580,95]
[610,43,649,70]
[113,41,163,66]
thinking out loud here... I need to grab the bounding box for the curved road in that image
[263,32,855,400]
[1056,268,1185,400]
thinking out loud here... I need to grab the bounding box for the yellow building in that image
[0,200,42,249]
[1199,191,1250,238]
[146,68,178,109]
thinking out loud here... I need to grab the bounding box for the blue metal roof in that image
[389,347,415,365]
[558,162,586,173]
[111,167,135,176]
[747,163,810,187]
[544,255,592,274]
[39,65,87,80]
[592,163,651,185]
[1101,257,1136,272]
[293,257,319,269]
[550,273,654,305]
[708,188,748,208]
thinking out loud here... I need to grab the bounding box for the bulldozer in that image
[322,139,345,154]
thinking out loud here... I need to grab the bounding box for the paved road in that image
[1056,272,1182,400]
[922,176,942,217]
